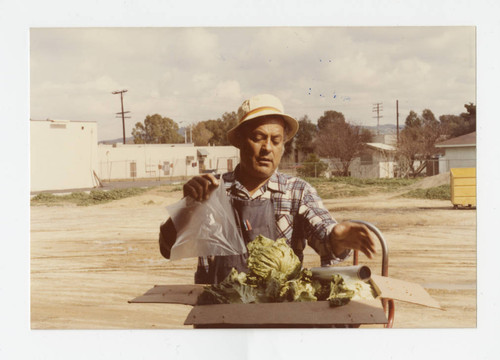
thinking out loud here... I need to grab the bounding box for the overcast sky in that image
[30,26,476,141]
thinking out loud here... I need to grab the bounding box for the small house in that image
[435,132,476,173]
[350,143,397,179]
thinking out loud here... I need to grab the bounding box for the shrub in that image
[297,154,328,178]
[402,185,451,200]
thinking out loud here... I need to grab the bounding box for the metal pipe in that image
[349,220,394,328]
[311,265,371,282]
[350,220,389,277]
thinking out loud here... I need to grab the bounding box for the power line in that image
[372,102,383,135]
[112,89,131,144]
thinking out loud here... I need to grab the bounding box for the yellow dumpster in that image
[450,168,476,208]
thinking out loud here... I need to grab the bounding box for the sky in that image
[30,26,476,141]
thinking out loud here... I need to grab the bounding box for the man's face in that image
[238,115,286,181]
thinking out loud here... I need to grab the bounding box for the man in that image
[160,93,376,284]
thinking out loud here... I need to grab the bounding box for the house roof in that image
[197,148,210,156]
[435,132,476,148]
[366,143,396,152]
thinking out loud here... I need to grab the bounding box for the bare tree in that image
[315,118,372,176]
[397,109,442,177]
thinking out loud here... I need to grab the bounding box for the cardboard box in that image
[129,273,440,328]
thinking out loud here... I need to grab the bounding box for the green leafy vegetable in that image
[246,235,302,285]
[196,234,375,306]
[326,274,356,307]
[197,268,258,305]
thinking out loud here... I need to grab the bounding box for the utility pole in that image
[396,100,399,145]
[372,103,383,135]
[112,89,130,144]
[179,121,187,143]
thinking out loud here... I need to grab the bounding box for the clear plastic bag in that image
[166,184,247,260]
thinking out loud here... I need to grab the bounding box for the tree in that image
[295,115,317,155]
[192,122,214,146]
[283,115,318,161]
[202,111,238,146]
[317,110,346,130]
[132,114,184,144]
[397,109,442,177]
[314,112,373,176]
[439,102,476,139]
[439,114,465,138]
[297,153,328,178]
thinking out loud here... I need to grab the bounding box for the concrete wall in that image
[438,146,476,173]
[97,144,240,180]
[30,120,99,192]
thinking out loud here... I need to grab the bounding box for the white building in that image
[30,119,99,192]
[30,119,241,192]
[435,132,476,173]
[97,143,239,181]
[350,143,397,178]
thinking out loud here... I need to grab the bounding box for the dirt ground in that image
[30,180,476,329]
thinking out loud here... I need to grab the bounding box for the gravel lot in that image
[30,183,476,329]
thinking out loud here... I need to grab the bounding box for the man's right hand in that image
[183,174,220,201]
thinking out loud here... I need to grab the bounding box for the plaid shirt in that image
[219,168,350,266]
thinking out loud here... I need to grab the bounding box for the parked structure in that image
[30,119,99,192]
[436,132,476,173]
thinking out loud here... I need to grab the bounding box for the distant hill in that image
[362,123,403,134]
[98,136,135,145]
[99,127,187,145]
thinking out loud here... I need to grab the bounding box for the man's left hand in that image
[329,221,377,259]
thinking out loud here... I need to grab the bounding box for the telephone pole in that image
[112,89,131,144]
[396,100,400,145]
[372,102,383,135]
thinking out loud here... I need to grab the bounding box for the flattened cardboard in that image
[371,274,441,309]
[129,284,205,306]
[184,300,387,327]
[129,273,440,327]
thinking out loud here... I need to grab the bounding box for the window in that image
[360,153,373,165]
[227,158,233,172]
[164,162,171,175]
[130,162,137,178]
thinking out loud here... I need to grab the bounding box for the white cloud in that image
[30,27,476,140]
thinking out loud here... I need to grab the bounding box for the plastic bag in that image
[166,183,247,260]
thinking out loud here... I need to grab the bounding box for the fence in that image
[280,158,477,179]
[98,156,240,182]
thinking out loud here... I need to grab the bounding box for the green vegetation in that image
[296,154,329,178]
[31,187,149,206]
[30,177,447,206]
[304,176,418,199]
[401,184,451,200]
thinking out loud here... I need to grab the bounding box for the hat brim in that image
[227,110,299,148]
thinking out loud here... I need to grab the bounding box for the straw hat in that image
[227,94,299,147]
